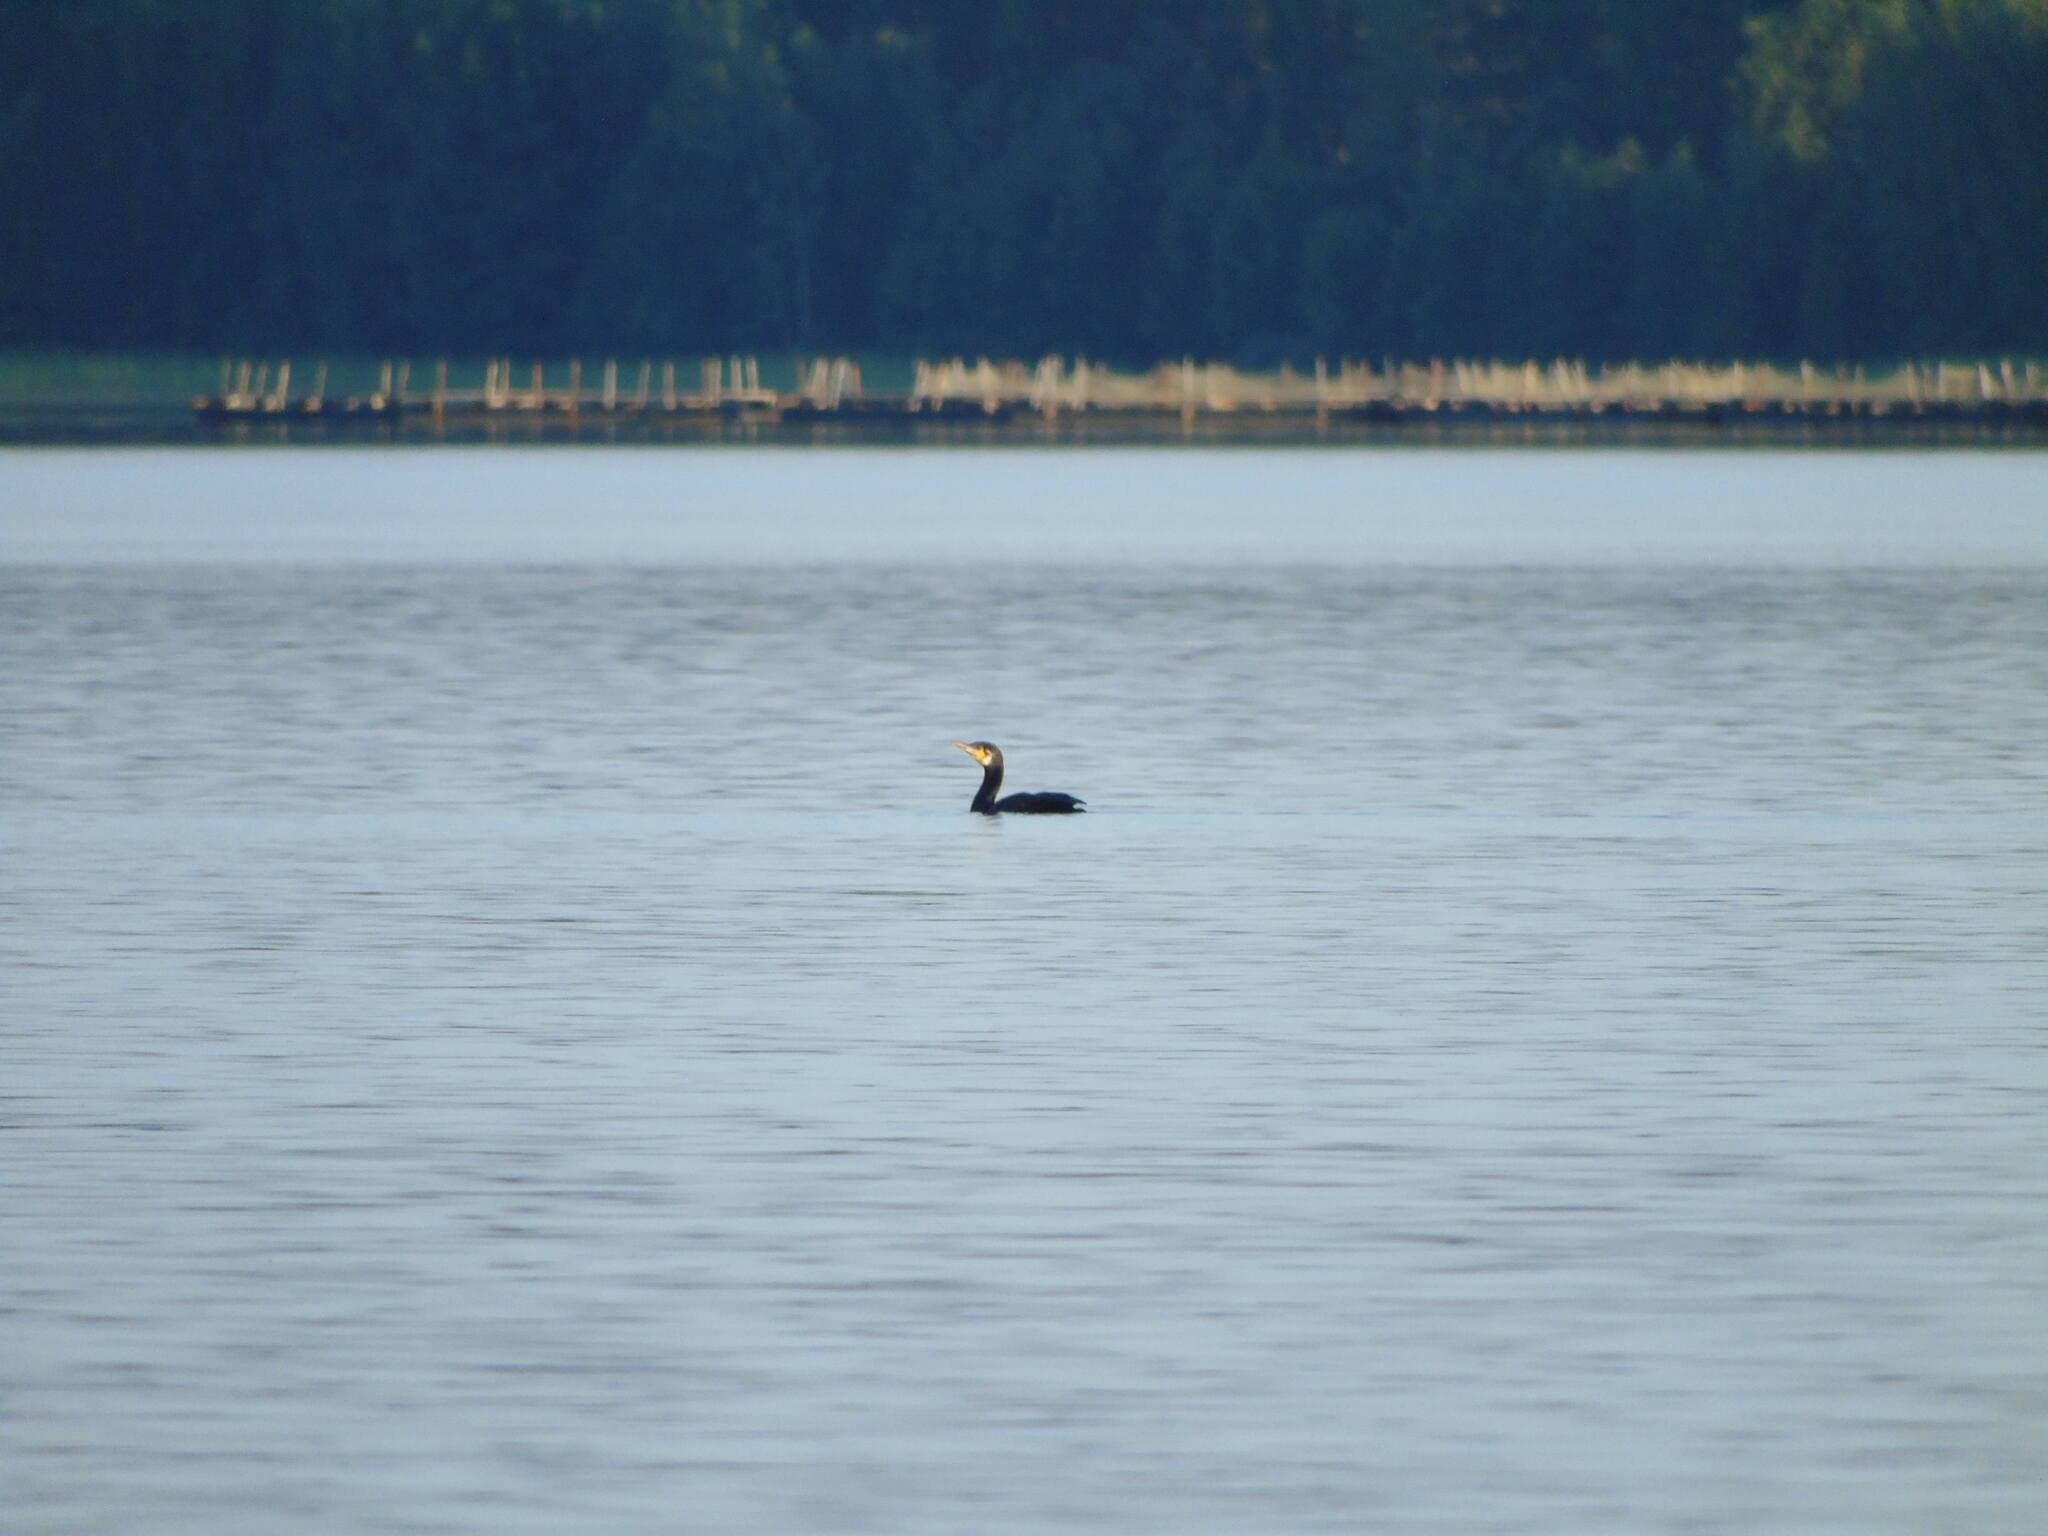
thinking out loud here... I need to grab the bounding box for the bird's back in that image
[993,791,1086,814]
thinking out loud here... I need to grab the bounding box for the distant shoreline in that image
[6,349,2046,449]
[6,405,2047,451]
[11,409,2048,455]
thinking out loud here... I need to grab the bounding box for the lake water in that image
[5,447,2047,1534]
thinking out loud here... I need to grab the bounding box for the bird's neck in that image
[971,760,1003,814]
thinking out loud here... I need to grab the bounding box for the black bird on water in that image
[951,741,1086,815]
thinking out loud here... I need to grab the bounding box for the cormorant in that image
[951,741,1086,815]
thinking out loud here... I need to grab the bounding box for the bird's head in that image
[951,740,1001,769]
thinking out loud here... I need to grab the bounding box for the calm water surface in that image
[5,448,2047,1534]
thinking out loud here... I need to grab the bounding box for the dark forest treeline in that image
[1,0,2043,362]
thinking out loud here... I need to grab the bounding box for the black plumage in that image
[951,741,1085,815]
